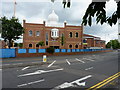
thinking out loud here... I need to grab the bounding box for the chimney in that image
[23,19,26,27]
[23,19,26,24]
[43,21,46,26]
[64,21,67,27]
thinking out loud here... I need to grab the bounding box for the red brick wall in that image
[23,21,83,49]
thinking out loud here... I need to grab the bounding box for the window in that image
[52,32,54,36]
[29,30,32,36]
[36,31,40,36]
[29,44,32,47]
[75,45,78,48]
[83,39,87,43]
[61,34,64,46]
[46,33,48,45]
[75,32,78,37]
[69,32,72,37]
[96,41,99,44]
[51,28,59,38]
[36,44,39,47]
[69,44,72,48]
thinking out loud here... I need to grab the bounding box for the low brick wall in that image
[16,50,113,58]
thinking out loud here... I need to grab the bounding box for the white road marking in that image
[31,62,41,64]
[3,64,10,66]
[48,60,56,67]
[66,59,71,65]
[53,75,92,89]
[17,79,44,87]
[18,68,63,77]
[84,58,94,61]
[12,63,23,65]
[17,84,27,87]
[22,66,30,71]
[0,69,2,71]
[85,67,93,70]
[75,58,85,63]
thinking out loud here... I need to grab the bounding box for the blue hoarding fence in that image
[0,48,111,58]
[38,49,46,53]
[55,49,60,53]
[28,49,36,53]
[0,49,15,58]
[18,49,26,53]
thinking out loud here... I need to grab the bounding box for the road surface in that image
[1,51,119,89]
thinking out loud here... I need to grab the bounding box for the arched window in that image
[29,44,32,47]
[36,31,40,36]
[75,44,78,48]
[29,30,32,36]
[69,32,72,37]
[36,44,39,47]
[69,44,72,48]
[75,32,78,37]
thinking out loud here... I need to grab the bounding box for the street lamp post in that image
[110,40,113,49]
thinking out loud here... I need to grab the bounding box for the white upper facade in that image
[47,10,59,27]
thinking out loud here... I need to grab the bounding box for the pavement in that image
[1,50,119,89]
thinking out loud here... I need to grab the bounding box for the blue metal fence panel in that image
[61,49,66,52]
[67,49,71,52]
[28,49,36,53]
[89,49,92,51]
[38,49,46,53]
[72,49,76,52]
[80,49,84,52]
[55,49,60,53]
[76,49,79,52]
[18,49,26,53]
[0,49,15,58]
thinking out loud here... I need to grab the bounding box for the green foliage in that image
[14,43,18,47]
[61,34,65,46]
[38,41,45,46]
[51,0,119,26]
[18,43,23,48]
[106,42,111,48]
[82,2,120,26]
[106,39,120,49]
[0,16,24,48]
[46,47,55,54]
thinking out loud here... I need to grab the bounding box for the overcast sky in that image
[1,0,119,43]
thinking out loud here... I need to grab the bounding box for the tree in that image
[18,43,23,48]
[51,0,120,26]
[82,1,120,26]
[61,34,65,46]
[14,43,18,47]
[46,47,55,54]
[106,39,120,49]
[38,41,45,46]
[0,16,24,48]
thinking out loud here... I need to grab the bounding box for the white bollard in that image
[43,55,47,62]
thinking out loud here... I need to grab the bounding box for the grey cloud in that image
[1,1,118,43]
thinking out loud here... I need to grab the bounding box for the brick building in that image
[23,10,105,49]
[83,34,105,49]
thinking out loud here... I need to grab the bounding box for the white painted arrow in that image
[18,68,63,77]
[22,66,30,71]
[52,75,92,90]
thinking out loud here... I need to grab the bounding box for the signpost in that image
[43,55,47,62]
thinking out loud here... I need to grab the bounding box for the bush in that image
[46,47,55,54]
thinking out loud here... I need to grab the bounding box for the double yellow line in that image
[87,72,120,90]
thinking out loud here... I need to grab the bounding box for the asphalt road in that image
[1,51,119,89]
